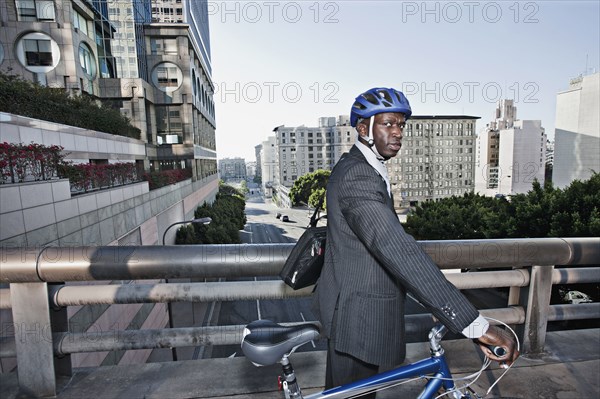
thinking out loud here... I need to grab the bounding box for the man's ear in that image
[356,121,368,137]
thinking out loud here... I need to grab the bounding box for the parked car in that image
[276,213,282,219]
[562,290,593,304]
[281,215,290,222]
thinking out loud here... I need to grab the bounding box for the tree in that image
[175,224,198,244]
[240,180,249,195]
[176,183,247,244]
[508,180,555,237]
[308,187,327,209]
[219,180,244,197]
[289,170,330,206]
[404,192,512,240]
[403,173,600,240]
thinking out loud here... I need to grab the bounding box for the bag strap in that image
[309,196,325,228]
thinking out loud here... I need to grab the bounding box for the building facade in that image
[268,115,478,208]
[386,116,479,207]
[0,0,116,92]
[0,0,217,181]
[0,0,218,371]
[553,72,600,188]
[245,161,257,179]
[260,136,278,197]
[475,100,546,197]
[108,0,151,80]
[273,115,354,187]
[254,144,262,182]
[218,157,246,180]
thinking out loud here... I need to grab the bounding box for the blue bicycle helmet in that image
[350,87,412,127]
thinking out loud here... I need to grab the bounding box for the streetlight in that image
[162,217,212,245]
[161,217,211,361]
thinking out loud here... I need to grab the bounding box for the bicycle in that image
[241,319,516,399]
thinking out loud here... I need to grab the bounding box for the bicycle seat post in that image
[280,355,303,399]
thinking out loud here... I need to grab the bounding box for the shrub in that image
[175,184,247,244]
[0,142,65,184]
[142,169,192,190]
[58,162,139,193]
[0,72,141,138]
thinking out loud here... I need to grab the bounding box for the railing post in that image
[519,265,554,355]
[10,282,56,397]
[49,283,72,377]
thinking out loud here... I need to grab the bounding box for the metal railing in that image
[0,237,599,397]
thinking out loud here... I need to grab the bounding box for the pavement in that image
[1,328,598,398]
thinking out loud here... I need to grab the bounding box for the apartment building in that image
[273,115,354,187]
[268,114,478,208]
[218,157,246,180]
[387,115,479,207]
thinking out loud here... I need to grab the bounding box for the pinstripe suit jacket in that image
[313,145,479,366]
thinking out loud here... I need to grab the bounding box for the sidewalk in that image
[1,328,598,398]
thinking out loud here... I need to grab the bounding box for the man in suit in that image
[313,87,518,395]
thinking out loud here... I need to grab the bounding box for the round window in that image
[151,62,183,92]
[16,32,60,73]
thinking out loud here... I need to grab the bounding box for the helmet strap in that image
[364,117,385,160]
[367,119,375,146]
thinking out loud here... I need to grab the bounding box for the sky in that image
[208,1,600,161]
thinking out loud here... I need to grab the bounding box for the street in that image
[209,190,327,358]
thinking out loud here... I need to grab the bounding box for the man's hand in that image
[475,325,519,367]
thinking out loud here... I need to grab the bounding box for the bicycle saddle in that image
[241,320,320,366]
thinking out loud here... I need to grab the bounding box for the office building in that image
[0,0,218,369]
[553,72,600,188]
[107,0,152,80]
[475,100,546,196]
[0,0,116,92]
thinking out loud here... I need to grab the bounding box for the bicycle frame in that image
[242,322,470,399]
[303,353,456,399]
[294,325,463,399]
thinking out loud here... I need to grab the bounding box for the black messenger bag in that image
[279,199,326,290]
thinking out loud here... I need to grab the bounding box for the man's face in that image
[359,112,406,159]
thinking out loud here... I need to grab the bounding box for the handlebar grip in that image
[485,344,507,357]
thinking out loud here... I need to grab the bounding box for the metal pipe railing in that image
[0,307,528,358]
[4,303,599,359]
[51,280,315,306]
[2,238,598,283]
[47,270,529,308]
[0,288,9,309]
[4,267,596,310]
[552,267,600,284]
[0,238,598,398]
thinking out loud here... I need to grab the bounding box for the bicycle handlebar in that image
[479,344,507,357]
